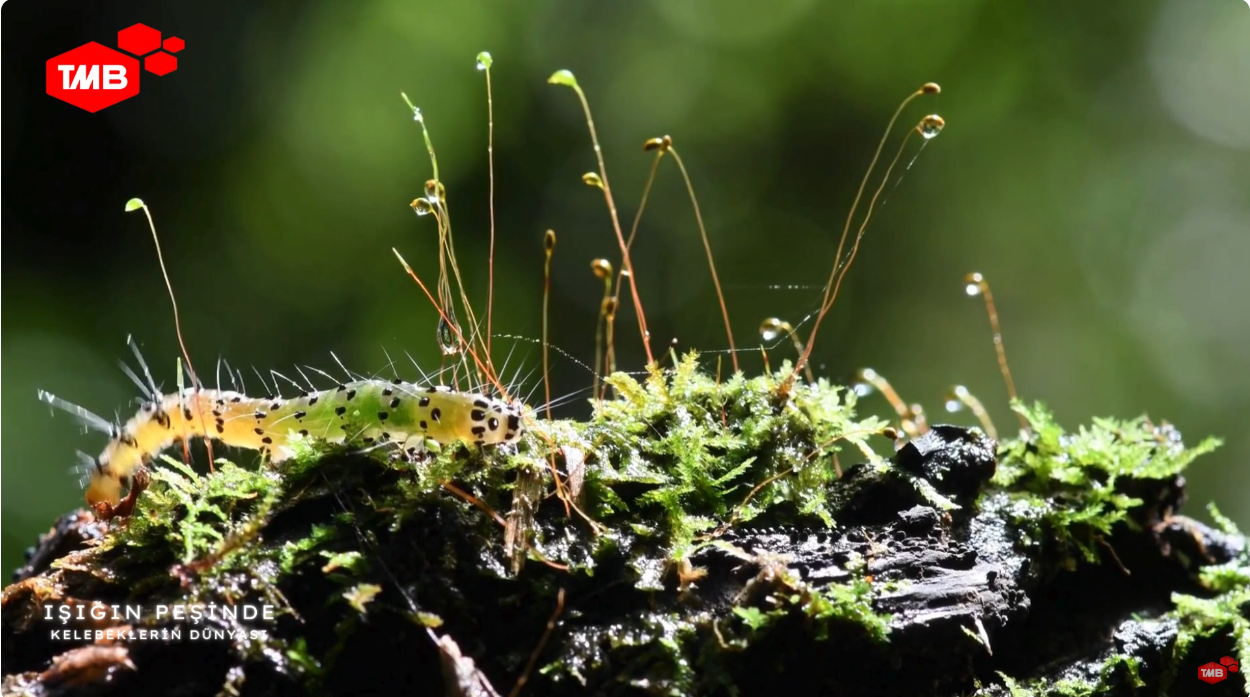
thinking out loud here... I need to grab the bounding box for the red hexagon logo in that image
[163,37,184,53]
[1198,661,1228,684]
[117,23,161,56]
[46,42,141,113]
[144,52,177,76]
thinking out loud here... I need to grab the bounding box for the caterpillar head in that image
[79,452,122,507]
[85,473,122,507]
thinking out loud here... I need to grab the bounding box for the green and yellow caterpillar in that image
[40,377,524,509]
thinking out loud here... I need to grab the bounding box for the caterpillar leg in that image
[390,435,430,465]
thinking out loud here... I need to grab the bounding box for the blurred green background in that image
[4,0,1248,575]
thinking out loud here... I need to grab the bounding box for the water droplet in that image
[920,115,945,140]
[424,179,444,204]
[437,317,460,355]
[759,317,783,342]
[411,198,433,216]
[582,172,603,189]
[591,259,613,279]
[964,272,984,296]
[476,52,493,71]
[946,385,971,411]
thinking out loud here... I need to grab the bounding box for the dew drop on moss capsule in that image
[920,114,945,140]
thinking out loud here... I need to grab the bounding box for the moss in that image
[977,571,1248,697]
[572,354,886,560]
[978,407,1247,697]
[12,356,1244,696]
[1163,554,1250,694]
[104,457,282,565]
[990,650,1147,696]
[994,401,1222,566]
[799,562,890,643]
[715,546,889,652]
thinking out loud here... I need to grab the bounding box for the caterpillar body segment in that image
[44,380,525,508]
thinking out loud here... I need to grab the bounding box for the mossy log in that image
[3,360,1247,696]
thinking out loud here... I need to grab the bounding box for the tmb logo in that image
[1198,656,1239,685]
[46,24,184,113]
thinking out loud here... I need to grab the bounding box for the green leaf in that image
[732,606,772,631]
[160,454,202,485]
[711,456,756,487]
[1207,502,1242,536]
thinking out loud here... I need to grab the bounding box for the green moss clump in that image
[122,458,280,562]
[575,353,887,560]
[995,401,1221,565]
[981,432,1248,697]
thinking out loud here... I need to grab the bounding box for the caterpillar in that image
[40,376,525,510]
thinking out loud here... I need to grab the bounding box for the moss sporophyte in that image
[18,59,1245,697]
